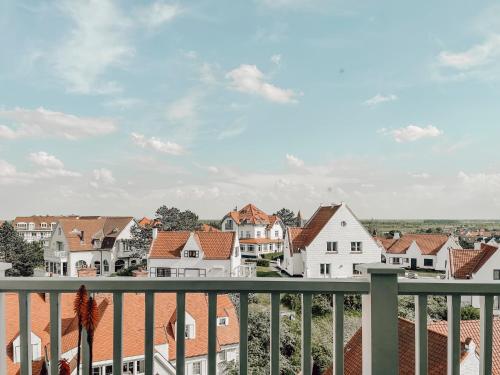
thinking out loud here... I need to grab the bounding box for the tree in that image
[274,208,296,227]
[129,223,152,259]
[155,206,200,231]
[0,222,44,276]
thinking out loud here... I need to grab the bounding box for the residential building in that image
[5,292,239,375]
[323,317,489,375]
[221,204,284,257]
[448,243,500,310]
[199,223,220,232]
[474,236,500,249]
[44,216,136,277]
[148,230,253,277]
[376,233,461,271]
[281,203,381,278]
[137,217,162,228]
[13,216,69,247]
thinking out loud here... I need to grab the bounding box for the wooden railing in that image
[0,263,499,375]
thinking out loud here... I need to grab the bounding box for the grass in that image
[256,266,281,277]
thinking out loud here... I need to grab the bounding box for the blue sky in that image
[1,0,500,219]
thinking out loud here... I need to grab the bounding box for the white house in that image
[5,292,239,375]
[448,243,500,311]
[376,233,461,271]
[148,230,251,277]
[221,204,284,257]
[474,237,500,249]
[13,215,68,248]
[281,203,382,278]
[45,216,136,277]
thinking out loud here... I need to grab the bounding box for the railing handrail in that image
[398,279,500,295]
[0,276,371,293]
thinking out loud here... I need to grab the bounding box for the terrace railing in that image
[0,263,499,375]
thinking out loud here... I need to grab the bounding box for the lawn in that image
[256,266,281,277]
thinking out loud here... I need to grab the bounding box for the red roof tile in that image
[449,244,498,279]
[225,204,271,225]
[384,234,450,255]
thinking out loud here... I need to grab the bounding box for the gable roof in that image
[324,318,468,375]
[288,205,341,253]
[58,216,133,252]
[382,234,451,255]
[149,231,236,260]
[225,204,271,225]
[200,223,221,232]
[449,244,498,279]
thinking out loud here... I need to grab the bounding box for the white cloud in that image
[28,151,64,169]
[131,132,185,155]
[271,54,282,65]
[217,120,246,140]
[103,97,144,109]
[54,0,134,94]
[381,125,443,143]
[409,172,431,179]
[139,2,181,27]
[91,168,115,188]
[0,107,116,140]
[225,64,299,103]
[286,154,304,167]
[364,94,397,107]
[166,93,199,122]
[438,35,500,71]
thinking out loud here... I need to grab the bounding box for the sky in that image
[1,0,500,220]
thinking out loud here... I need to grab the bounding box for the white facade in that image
[14,219,58,247]
[384,236,460,271]
[282,203,382,278]
[45,219,137,277]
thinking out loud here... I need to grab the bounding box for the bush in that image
[256,259,270,267]
[262,252,283,261]
[113,264,141,276]
[461,305,480,320]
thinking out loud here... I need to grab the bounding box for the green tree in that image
[274,208,296,227]
[129,223,152,259]
[155,206,200,231]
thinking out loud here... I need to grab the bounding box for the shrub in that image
[461,305,480,320]
[256,259,270,267]
[262,252,283,261]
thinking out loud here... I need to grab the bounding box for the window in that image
[391,258,401,265]
[320,264,330,275]
[240,245,246,251]
[326,241,338,252]
[185,324,195,339]
[29,222,35,230]
[104,365,112,375]
[246,231,251,238]
[92,367,101,375]
[157,268,173,277]
[423,259,433,267]
[275,230,279,237]
[51,222,57,230]
[114,259,125,272]
[76,260,87,269]
[350,242,362,252]
[225,219,233,230]
[192,361,202,375]
[123,361,134,373]
[341,221,347,227]
[248,245,255,253]
[256,231,261,238]
[136,360,144,374]
[94,261,101,275]
[17,223,27,230]
[217,317,229,326]
[403,258,409,263]
[184,250,199,258]
[41,222,47,229]
[103,260,109,273]
[62,262,67,276]
[494,270,500,280]
[353,263,361,275]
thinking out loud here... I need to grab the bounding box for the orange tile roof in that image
[225,204,271,225]
[384,234,450,255]
[374,236,398,250]
[149,231,236,260]
[326,318,467,375]
[428,319,500,375]
[200,224,221,232]
[58,216,133,252]
[288,205,341,253]
[13,216,71,230]
[5,292,239,374]
[449,244,498,279]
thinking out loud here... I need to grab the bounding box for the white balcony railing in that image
[1,263,499,375]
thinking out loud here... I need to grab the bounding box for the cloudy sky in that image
[1,0,500,220]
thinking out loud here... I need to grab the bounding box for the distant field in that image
[359,219,500,235]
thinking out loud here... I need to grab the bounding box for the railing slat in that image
[479,295,493,375]
[113,292,123,375]
[19,291,32,375]
[208,292,217,375]
[447,295,461,375]
[49,293,61,375]
[176,292,186,375]
[239,292,249,375]
[415,294,428,375]
[271,292,280,375]
[302,292,312,375]
[334,293,344,375]
[145,292,155,375]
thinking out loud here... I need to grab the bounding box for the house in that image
[45,216,136,277]
[199,223,221,232]
[137,217,162,228]
[323,318,488,375]
[221,204,284,257]
[448,243,500,310]
[13,215,70,248]
[376,233,461,271]
[148,229,252,277]
[281,203,381,278]
[5,292,239,375]
[474,237,500,249]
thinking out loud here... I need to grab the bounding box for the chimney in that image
[152,228,158,239]
[393,232,401,240]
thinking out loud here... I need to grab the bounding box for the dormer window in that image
[341,221,347,227]
[17,223,27,230]
[185,323,195,339]
[217,317,229,326]
[29,222,35,230]
[51,222,57,230]
[225,219,233,230]
[41,222,47,229]
[184,250,199,258]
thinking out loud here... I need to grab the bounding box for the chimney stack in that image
[152,227,158,239]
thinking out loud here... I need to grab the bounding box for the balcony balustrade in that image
[0,263,499,375]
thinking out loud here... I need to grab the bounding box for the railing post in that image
[0,263,11,375]
[357,263,404,375]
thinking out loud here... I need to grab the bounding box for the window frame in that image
[326,241,338,252]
